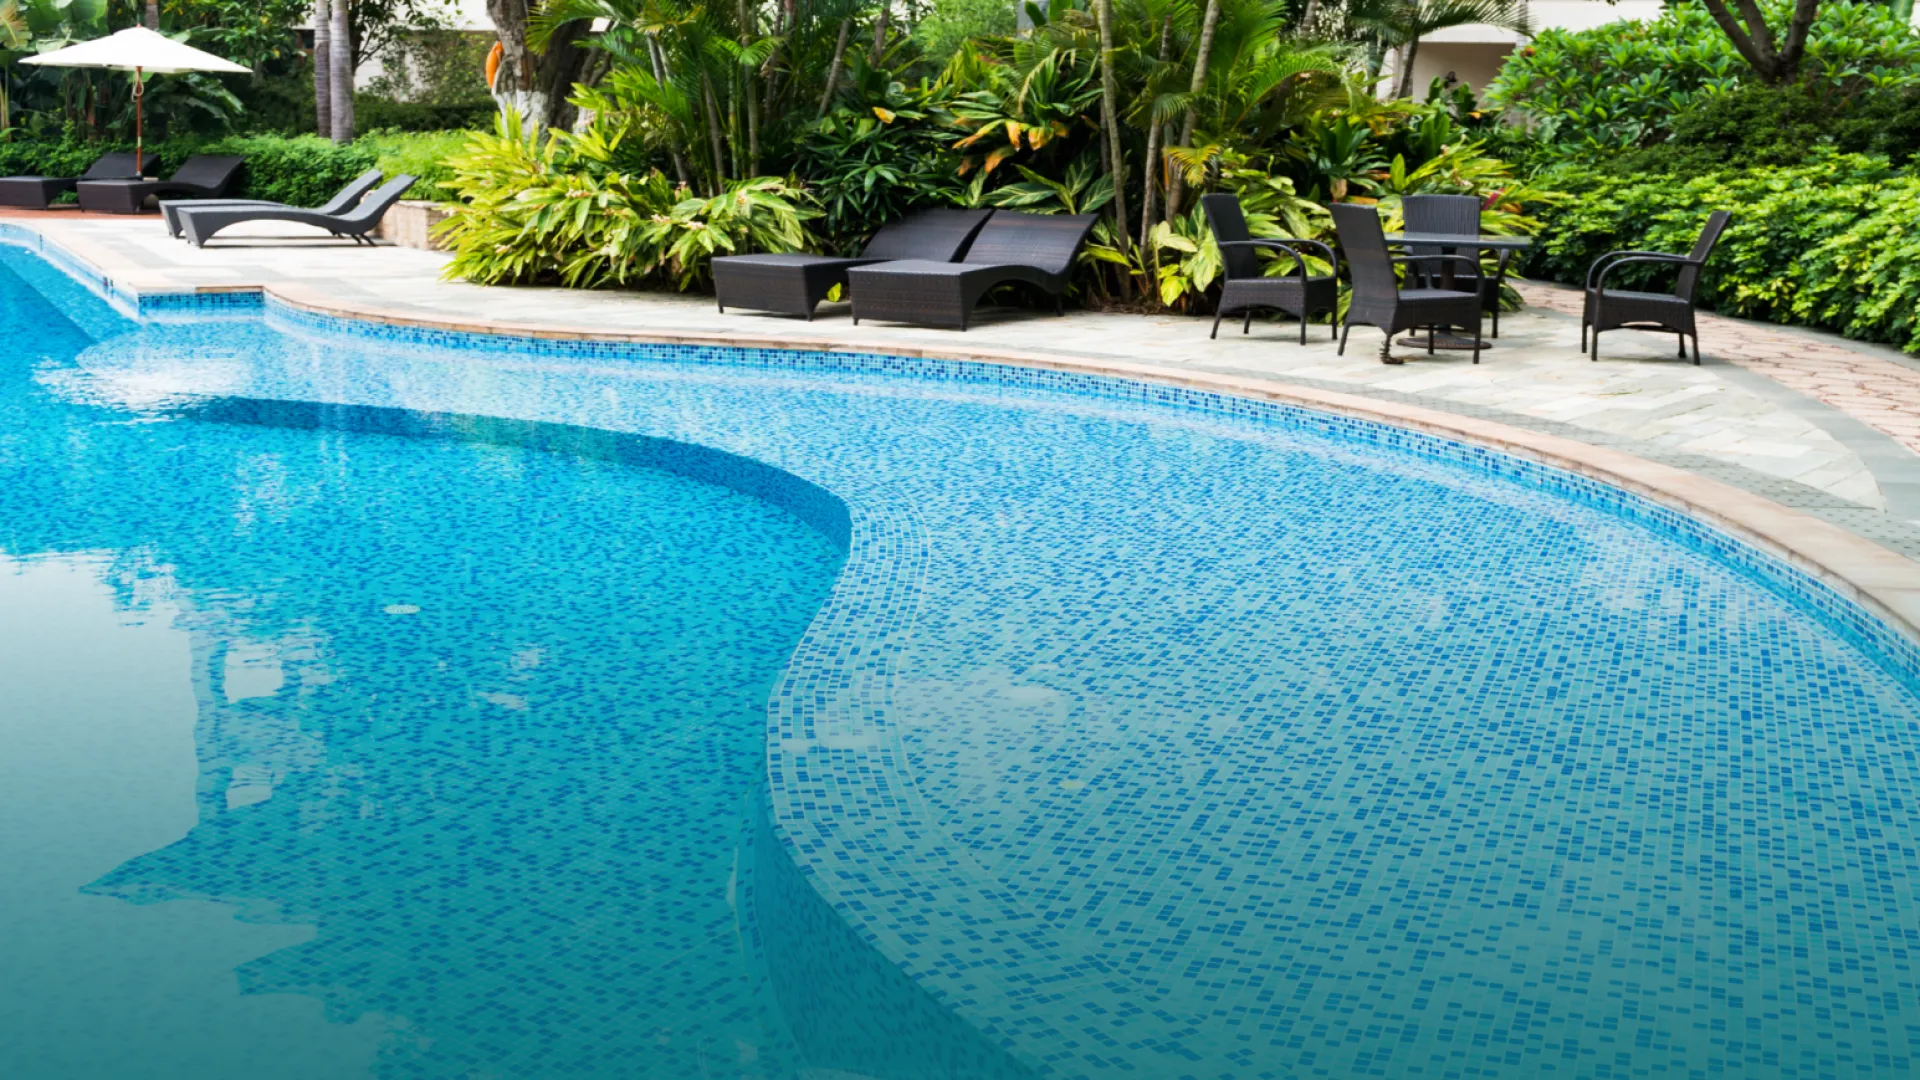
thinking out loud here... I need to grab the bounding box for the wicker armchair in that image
[1200,193,1338,344]
[1582,211,1732,365]
[847,211,1097,330]
[1331,202,1485,365]
[712,208,993,320]
[1401,193,1511,337]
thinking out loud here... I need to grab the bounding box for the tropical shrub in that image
[437,116,815,290]
[793,86,963,253]
[1526,154,1920,352]
[1487,0,1920,155]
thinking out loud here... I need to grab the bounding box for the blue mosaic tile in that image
[3,233,1920,1080]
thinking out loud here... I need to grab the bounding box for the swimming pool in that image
[4,236,1919,1080]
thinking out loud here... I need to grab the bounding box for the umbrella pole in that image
[133,66,143,174]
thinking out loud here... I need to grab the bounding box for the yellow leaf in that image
[983,146,1016,175]
[873,107,896,123]
[1006,120,1022,147]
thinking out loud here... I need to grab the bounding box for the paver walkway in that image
[17,210,1920,556]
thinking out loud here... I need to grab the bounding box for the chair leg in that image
[1055,295,1064,316]
[1491,304,1500,339]
[1210,310,1223,340]
[1591,331,1599,362]
[1338,323,1351,356]
[1427,326,1435,354]
[1299,312,1307,347]
[1242,311,1253,335]
[1329,313,1338,341]
[1580,320,1588,354]
[1678,334,1687,359]
[1472,314,1483,365]
[1692,332,1701,366]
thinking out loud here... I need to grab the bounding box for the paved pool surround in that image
[15,226,1920,1078]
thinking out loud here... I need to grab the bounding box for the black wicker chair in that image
[1200,193,1338,344]
[1331,202,1485,365]
[0,151,156,209]
[77,155,246,214]
[713,208,993,320]
[847,211,1098,330]
[175,175,416,247]
[161,169,384,240]
[1401,193,1511,337]
[1583,211,1732,365]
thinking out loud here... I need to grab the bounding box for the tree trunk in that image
[818,17,851,116]
[646,36,695,189]
[702,71,728,192]
[1138,16,1172,251]
[329,0,353,143]
[1698,0,1818,83]
[1166,0,1220,221]
[870,3,889,65]
[1093,0,1131,293]
[1393,38,1421,100]
[312,0,332,137]
[738,0,760,174]
[485,0,593,132]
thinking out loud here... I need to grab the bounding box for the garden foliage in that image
[436,115,814,289]
[1528,155,1920,352]
[1487,0,1920,155]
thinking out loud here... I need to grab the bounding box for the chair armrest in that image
[1217,238,1332,281]
[1593,254,1700,295]
[1585,250,1695,289]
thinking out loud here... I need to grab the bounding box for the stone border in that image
[22,220,1920,644]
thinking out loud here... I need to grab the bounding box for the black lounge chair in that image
[846,211,1098,330]
[1401,193,1511,337]
[161,169,384,240]
[176,174,417,248]
[1582,210,1732,365]
[713,207,993,320]
[0,151,157,209]
[1331,202,1485,365]
[1200,193,1338,344]
[77,155,246,215]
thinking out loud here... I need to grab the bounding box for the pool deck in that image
[18,209,1920,636]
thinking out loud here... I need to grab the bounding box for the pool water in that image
[3,240,1920,1080]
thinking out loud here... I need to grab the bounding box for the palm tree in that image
[1354,0,1531,100]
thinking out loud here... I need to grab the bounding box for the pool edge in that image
[16,220,1920,647]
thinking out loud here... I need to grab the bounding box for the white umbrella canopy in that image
[22,27,250,173]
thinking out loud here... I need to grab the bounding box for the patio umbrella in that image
[21,27,249,176]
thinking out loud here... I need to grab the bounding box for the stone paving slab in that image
[15,210,1920,558]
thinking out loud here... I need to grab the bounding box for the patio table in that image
[1383,231,1532,350]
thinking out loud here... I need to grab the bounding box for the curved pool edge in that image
[247,281,1920,645]
[15,220,1913,651]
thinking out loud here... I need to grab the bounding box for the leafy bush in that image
[437,117,816,290]
[358,129,471,200]
[0,133,376,204]
[1527,154,1920,351]
[171,135,379,206]
[1488,0,1920,155]
[793,88,963,254]
[354,96,497,135]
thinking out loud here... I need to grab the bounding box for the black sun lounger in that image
[175,174,417,248]
[161,169,385,240]
[77,155,246,214]
[711,207,994,320]
[0,151,157,209]
[845,211,1097,330]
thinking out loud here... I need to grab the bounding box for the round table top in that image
[1385,232,1534,250]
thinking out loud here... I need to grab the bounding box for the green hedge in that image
[0,131,467,204]
[1527,154,1920,352]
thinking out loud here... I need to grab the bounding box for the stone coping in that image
[23,218,1920,646]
